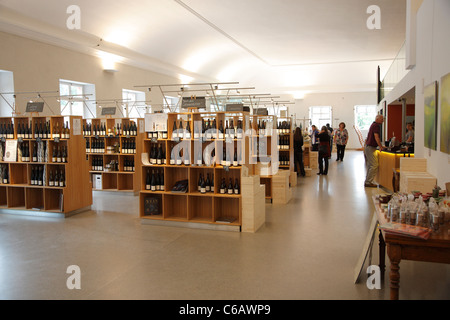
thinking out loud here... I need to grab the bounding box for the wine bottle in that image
[169,146,176,165]
[236,120,243,139]
[145,170,151,190]
[229,120,235,139]
[183,147,190,166]
[57,146,62,163]
[32,143,38,162]
[224,120,229,139]
[220,178,226,194]
[156,144,163,165]
[59,170,65,187]
[31,167,36,185]
[150,170,156,191]
[200,174,206,194]
[205,173,211,192]
[155,171,160,191]
[48,169,53,187]
[52,146,57,163]
[234,178,240,195]
[198,174,203,192]
[233,148,238,167]
[227,178,233,195]
[210,174,214,193]
[185,121,191,139]
[159,171,164,191]
[172,121,178,139]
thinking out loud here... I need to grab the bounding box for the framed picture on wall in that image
[424,81,438,150]
[440,72,450,154]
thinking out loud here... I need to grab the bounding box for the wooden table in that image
[373,197,450,300]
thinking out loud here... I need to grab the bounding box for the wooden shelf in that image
[139,111,252,229]
[0,116,92,216]
[84,118,144,193]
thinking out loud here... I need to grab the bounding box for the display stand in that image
[0,115,92,217]
[83,117,144,193]
[139,111,254,231]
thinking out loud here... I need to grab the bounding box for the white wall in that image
[0,31,179,117]
[290,91,377,149]
[383,0,450,187]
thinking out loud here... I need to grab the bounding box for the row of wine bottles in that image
[145,170,240,195]
[145,169,165,191]
[276,121,292,135]
[86,139,136,154]
[172,119,245,140]
[51,145,68,163]
[83,122,137,137]
[166,147,242,167]
[16,142,67,163]
[279,155,290,166]
[278,136,291,149]
[91,158,135,172]
[0,121,70,140]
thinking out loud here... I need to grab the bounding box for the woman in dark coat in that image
[293,127,306,177]
[317,126,331,175]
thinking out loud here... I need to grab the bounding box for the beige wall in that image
[0,31,179,117]
[291,91,377,149]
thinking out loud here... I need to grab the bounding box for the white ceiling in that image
[0,0,406,98]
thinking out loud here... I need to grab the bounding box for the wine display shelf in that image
[139,111,254,229]
[83,118,144,193]
[0,115,92,217]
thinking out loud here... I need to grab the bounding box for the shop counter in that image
[375,150,414,192]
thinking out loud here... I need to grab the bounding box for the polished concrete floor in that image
[0,150,449,300]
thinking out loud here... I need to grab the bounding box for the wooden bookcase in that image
[83,117,144,193]
[139,111,252,230]
[0,115,92,216]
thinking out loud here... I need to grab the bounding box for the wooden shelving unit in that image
[83,117,144,193]
[250,115,279,202]
[0,115,92,217]
[139,111,252,231]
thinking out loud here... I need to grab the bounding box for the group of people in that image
[293,114,414,189]
[293,122,348,177]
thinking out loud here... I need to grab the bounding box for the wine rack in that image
[83,117,144,193]
[0,115,92,216]
[249,115,294,203]
[139,111,253,230]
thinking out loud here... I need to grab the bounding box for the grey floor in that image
[0,150,449,300]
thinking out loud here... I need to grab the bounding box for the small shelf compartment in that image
[164,194,188,220]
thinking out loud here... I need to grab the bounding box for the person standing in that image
[293,127,306,177]
[310,125,319,151]
[334,122,349,161]
[405,122,415,143]
[364,115,386,187]
[326,123,334,156]
[317,126,331,175]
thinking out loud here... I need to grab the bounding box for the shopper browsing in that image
[293,127,306,177]
[364,115,386,187]
[317,126,331,175]
[310,125,319,151]
[334,122,348,161]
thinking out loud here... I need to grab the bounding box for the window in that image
[354,105,377,131]
[122,89,147,118]
[163,96,180,113]
[309,106,332,130]
[0,70,14,117]
[59,80,96,118]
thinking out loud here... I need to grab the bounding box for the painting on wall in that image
[440,73,450,154]
[424,81,438,150]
